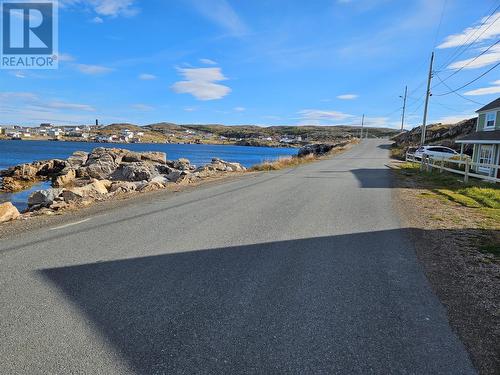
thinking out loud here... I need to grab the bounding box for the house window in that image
[485,112,496,128]
[478,145,494,173]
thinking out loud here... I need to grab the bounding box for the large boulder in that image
[67,151,88,168]
[138,181,165,192]
[210,158,246,172]
[109,181,138,193]
[298,144,336,157]
[0,202,20,223]
[53,168,77,187]
[28,188,63,207]
[141,152,167,164]
[77,148,125,179]
[60,180,110,203]
[116,162,159,182]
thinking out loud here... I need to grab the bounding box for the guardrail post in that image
[464,159,469,183]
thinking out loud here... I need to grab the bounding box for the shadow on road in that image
[37,228,484,374]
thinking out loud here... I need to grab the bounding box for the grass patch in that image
[479,244,500,257]
[457,187,500,209]
[435,189,481,208]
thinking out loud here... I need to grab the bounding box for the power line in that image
[434,62,500,96]
[433,39,500,89]
[435,2,500,71]
[434,74,485,105]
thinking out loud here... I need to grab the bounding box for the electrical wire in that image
[433,62,500,96]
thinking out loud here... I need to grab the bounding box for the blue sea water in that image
[0,140,297,211]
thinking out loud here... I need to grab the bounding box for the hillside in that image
[143,123,399,142]
[391,117,477,158]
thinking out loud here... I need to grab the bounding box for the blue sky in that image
[1,0,499,128]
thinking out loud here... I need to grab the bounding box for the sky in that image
[1,0,499,128]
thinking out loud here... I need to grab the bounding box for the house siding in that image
[496,110,500,129]
[477,113,486,131]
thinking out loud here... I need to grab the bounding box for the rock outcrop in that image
[0,202,20,223]
[392,118,477,152]
[1,147,248,218]
[0,159,68,192]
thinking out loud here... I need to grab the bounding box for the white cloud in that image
[61,0,139,17]
[139,73,157,80]
[76,64,113,75]
[92,16,104,23]
[448,45,500,70]
[464,80,500,96]
[200,58,217,65]
[58,53,75,62]
[337,94,358,100]
[9,71,26,79]
[187,0,248,36]
[183,106,197,112]
[234,106,245,112]
[171,67,231,100]
[48,101,95,111]
[434,115,473,124]
[438,11,500,49]
[297,109,354,125]
[131,104,154,111]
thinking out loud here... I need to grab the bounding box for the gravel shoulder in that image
[392,162,500,375]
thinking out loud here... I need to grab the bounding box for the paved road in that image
[0,140,475,374]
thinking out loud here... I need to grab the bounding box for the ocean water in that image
[0,140,298,211]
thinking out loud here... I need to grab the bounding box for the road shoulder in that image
[391,161,500,374]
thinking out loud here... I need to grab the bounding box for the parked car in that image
[414,145,458,160]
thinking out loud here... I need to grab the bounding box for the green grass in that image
[397,161,500,210]
[435,189,481,208]
[457,187,500,209]
[479,244,500,257]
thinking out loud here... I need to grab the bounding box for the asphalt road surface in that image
[0,140,476,374]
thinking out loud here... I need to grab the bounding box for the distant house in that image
[456,97,500,178]
[48,128,63,137]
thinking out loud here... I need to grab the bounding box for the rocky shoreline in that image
[0,147,247,223]
[0,143,348,224]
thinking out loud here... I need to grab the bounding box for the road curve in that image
[0,140,475,374]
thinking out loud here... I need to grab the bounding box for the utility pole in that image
[420,52,434,146]
[360,114,365,140]
[400,85,407,132]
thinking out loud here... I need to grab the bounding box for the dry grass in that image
[249,142,354,171]
[249,154,316,171]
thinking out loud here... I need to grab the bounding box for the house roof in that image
[476,97,500,113]
[456,130,500,144]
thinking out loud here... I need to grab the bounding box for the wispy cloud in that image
[438,11,500,49]
[57,53,75,62]
[0,92,97,124]
[187,0,248,36]
[76,64,113,75]
[448,45,500,70]
[234,106,246,112]
[61,0,139,17]
[297,109,354,125]
[92,16,104,23]
[131,104,154,111]
[200,58,217,65]
[171,67,231,100]
[48,101,95,111]
[464,80,500,96]
[138,73,157,80]
[337,94,358,100]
